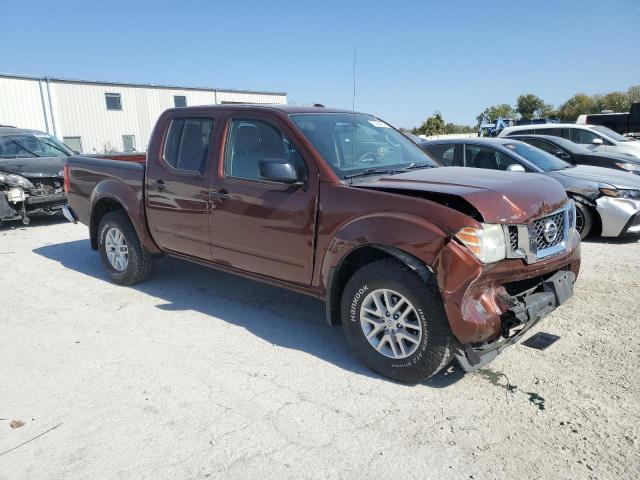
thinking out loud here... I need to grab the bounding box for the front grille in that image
[529,212,565,250]
[508,226,519,251]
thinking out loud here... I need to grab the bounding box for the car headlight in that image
[599,188,640,199]
[615,162,640,172]
[455,224,507,264]
[0,171,34,189]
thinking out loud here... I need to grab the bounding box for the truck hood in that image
[550,164,640,190]
[354,166,568,224]
[0,157,66,178]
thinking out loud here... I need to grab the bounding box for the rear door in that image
[208,113,319,285]
[145,114,217,260]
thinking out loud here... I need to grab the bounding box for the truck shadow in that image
[33,240,464,388]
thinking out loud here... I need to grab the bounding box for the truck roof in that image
[166,104,363,115]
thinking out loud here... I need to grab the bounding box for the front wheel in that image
[340,259,454,383]
[98,210,154,285]
[574,202,593,239]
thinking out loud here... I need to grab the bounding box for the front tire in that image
[98,210,154,285]
[341,259,454,383]
[575,202,593,239]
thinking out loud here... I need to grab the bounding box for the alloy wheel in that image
[105,227,129,271]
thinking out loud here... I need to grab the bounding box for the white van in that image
[498,123,640,158]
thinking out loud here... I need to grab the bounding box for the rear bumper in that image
[454,270,575,372]
[597,197,640,237]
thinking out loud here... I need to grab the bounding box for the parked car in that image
[507,134,640,174]
[419,137,640,239]
[0,126,72,226]
[64,105,580,383]
[577,103,640,138]
[498,123,640,159]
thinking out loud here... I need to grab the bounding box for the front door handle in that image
[210,189,232,201]
[152,179,166,191]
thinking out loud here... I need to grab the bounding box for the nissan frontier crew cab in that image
[63,105,581,383]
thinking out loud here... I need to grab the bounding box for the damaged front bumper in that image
[455,270,575,372]
[597,197,640,237]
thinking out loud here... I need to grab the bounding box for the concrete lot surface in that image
[1,217,639,479]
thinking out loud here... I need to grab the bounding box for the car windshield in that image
[590,125,635,142]
[289,113,439,178]
[503,142,572,171]
[0,133,73,158]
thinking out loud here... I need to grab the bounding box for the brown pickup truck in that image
[63,105,581,383]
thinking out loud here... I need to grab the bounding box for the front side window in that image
[162,118,213,173]
[105,93,122,110]
[290,113,438,178]
[424,144,457,166]
[224,119,306,182]
[569,128,600,145]
[63,136,83,153]
[523,138,558,155]
[502,142,571,171]
[0,133,73,158]
[464,145,515,170]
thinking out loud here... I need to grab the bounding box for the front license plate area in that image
[543,270,575,306]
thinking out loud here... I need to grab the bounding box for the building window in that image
[105,93,122,110]
[63,136,83,153]
[174,95,187,108]
[122,135,136,152]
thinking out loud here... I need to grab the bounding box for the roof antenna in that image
[352,50,357,111]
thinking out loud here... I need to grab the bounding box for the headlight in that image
[455,224,507,264]
[599,188,640,199]
[615,162,640,172]
[0,171,34,189]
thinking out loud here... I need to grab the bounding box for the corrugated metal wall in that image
[0,75,287,153]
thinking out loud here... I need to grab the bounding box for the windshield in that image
[289,113,439,178]
[503,142,572,171]
[0,133,73,158]
[590,125,634,142]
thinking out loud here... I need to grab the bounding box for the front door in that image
[145,116,216,260]
[209,116,318,285]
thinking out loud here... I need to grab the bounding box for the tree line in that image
[409,85,640,136]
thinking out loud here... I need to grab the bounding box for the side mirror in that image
[507,164,526,172]
[555,150,571,161]
[259,159,300,184]
[592,137,603,145]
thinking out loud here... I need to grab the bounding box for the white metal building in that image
[0,73,287,154]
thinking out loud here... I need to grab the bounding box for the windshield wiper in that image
[406,162,436,169]
[344,167,408,180]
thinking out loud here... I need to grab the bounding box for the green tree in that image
[627,85,640,105]
[601,91,631,112]
[476,103,516,127]
[557,93,596,122]
[413,112,446,136]
[516,94,548,120]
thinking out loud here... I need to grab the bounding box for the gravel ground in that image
[1,216,638,479]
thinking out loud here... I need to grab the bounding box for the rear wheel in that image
[575,202,593,239]
[98,211,154,285]
[340,259,454,383]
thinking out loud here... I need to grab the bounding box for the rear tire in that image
[340,258,454,383]
[98,210,154,285]
[575,202,593,239]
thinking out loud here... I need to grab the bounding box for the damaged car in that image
[419,138,640,239]
[0,126,71,226]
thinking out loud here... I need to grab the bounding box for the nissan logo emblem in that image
[543,219,559,243]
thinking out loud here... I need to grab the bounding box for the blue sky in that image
[2,0,639,128]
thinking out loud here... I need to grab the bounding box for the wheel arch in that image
[324,244,434,326]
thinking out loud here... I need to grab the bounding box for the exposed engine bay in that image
[0,174,66,225]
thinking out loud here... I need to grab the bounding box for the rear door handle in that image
[210,189,232,201]
[152,179,166,191]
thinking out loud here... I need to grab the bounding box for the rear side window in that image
[163,118,214,173]
[424,144,457,166]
